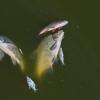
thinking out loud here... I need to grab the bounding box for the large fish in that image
[34,30,65,78]
[0,36,25,72]
[39,20,68,35]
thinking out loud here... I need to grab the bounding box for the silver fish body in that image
[39,20,68,35]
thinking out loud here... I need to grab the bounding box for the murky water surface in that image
[0,0,100,100]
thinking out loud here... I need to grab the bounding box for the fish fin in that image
[26,76,38,92]
[11,57,17,66]
[50,41,57,50]
[58,47,65,65]
[0,50,5,61]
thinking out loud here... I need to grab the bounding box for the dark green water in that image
[0,0,100,100]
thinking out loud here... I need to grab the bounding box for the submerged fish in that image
[0,36,25,72]
[34,30,65,78]
[39,20,68,35]
[26,76,38,92]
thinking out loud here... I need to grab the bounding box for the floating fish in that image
[39,20,68,35]
[26,76,38,92]
[33,30,64,78]
[0,36,25,72]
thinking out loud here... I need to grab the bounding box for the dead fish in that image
[33,30,65,78]
[0,36,25,72]
[26,76,38,92]
[39,20,68,35]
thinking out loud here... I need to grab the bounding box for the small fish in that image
[0,36,25,72]
[39,20,68,35]
[26,76,38,92]
[33,30,64,78]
